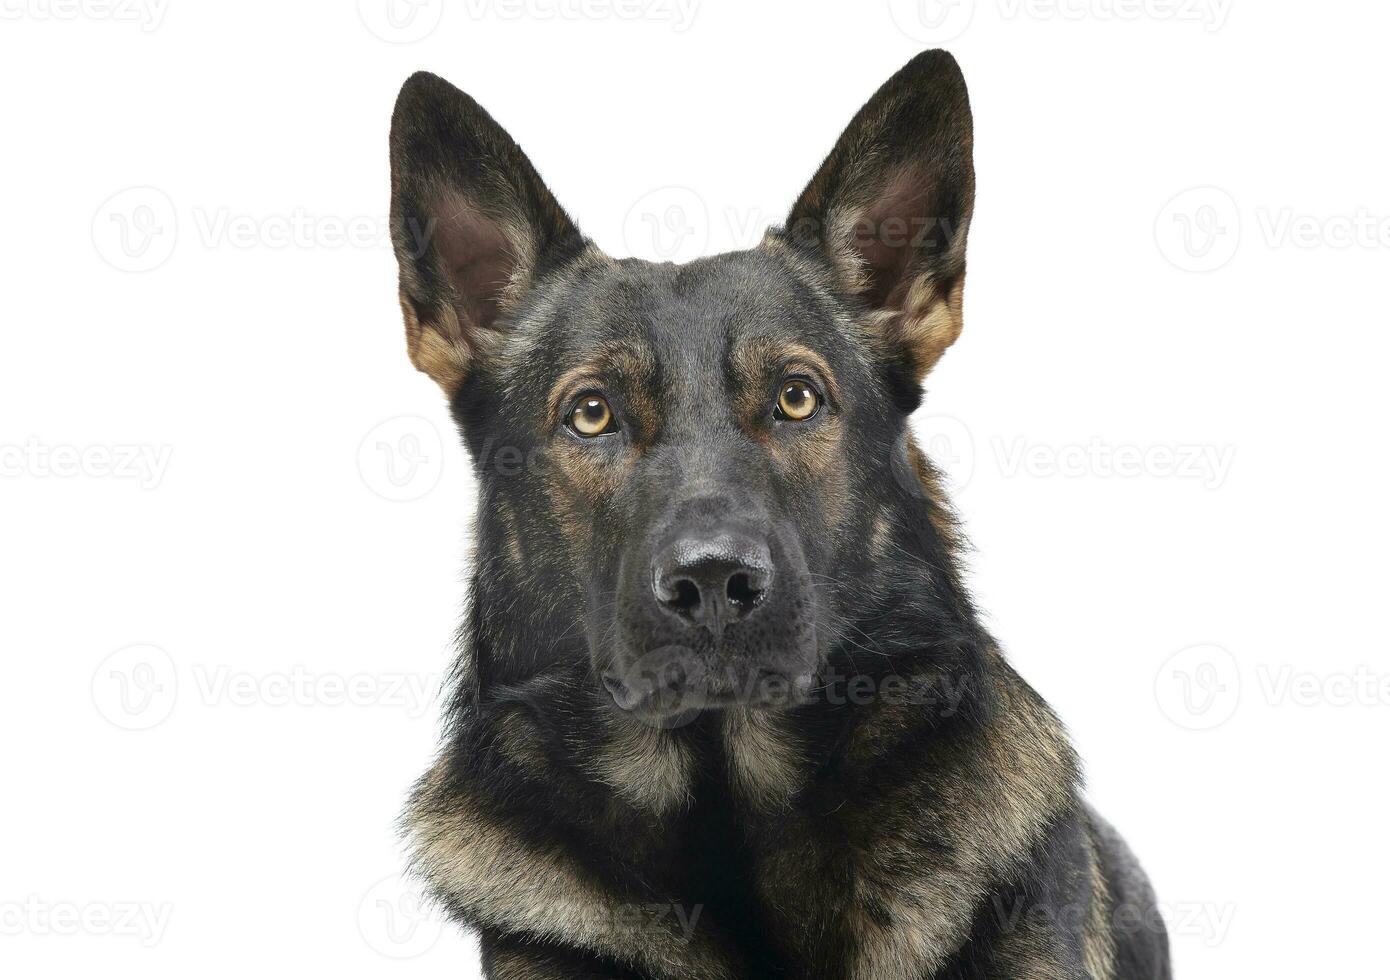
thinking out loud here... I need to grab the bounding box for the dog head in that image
[388,52,974,725]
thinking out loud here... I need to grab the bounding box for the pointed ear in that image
[781,50,974,384]
[389,72,585,394]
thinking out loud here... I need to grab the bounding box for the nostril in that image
[667,578,702,618]
[725,571,765,615]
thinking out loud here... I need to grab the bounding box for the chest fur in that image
[408,680,1079,980]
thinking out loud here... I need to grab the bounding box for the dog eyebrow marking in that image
[727,336,844,445]
[729,336,841,405]
[544,340,659,438]
[723,333,853,543]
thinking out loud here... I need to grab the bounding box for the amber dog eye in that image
[569,394,615,437]
[775,380,820,422]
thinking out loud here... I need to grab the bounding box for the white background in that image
[1,1,1386,976]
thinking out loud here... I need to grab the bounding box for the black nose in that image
[652,532,774,632]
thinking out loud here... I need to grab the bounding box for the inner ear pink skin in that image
[430,193,519,333]
[853,165,935,309]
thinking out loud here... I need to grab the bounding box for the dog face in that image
[389,52,974,724]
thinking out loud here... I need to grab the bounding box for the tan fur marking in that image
[972,819,1117,980]
[493,216,540,312]
[853,274,965,384]
[845,681,1073,978]
[733,335,839,400]
[991,928,1074,980]
[543,440,630,558]
[401,293,471,391]
[757,231,843,298]
[753,653,1077,980]
[905,435,967,565]
[492,706,548,772]
[483,945,554,979]
[725,334,852,541]
[544,487,593,567]
[537,340,658,563]
[723,707,806,812]
[869,508,894,559]
[407,758,733,980]
[496,500,527,573]
[896,274,966,381]
[584,715,694,816]
[728,335,841,428]
[544,341,658,439]
[1082,829,1119,980]
[826,203,875,296]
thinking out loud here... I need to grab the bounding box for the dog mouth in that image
[601,648,817,725]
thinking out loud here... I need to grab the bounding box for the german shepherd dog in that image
[388,50,1171,980]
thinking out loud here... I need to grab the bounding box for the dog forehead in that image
[511,249,833,384]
